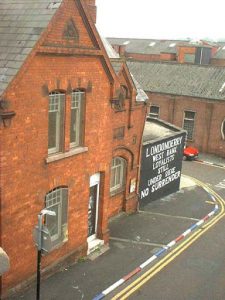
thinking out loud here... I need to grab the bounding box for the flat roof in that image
[143,117,186,144]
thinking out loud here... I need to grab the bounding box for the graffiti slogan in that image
[139,133,185,203]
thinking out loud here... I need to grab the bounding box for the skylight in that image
[123,41,130,45]
[222,46,225,50]
[149,42,156,47]
[169,43,176,47]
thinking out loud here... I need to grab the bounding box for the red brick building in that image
[107,38,225,157]
[0,0,148,297]
[108,37,219,65]
[128,61,225,157]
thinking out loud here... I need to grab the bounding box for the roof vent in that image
[219,82,225,93]
[47,2,61,9]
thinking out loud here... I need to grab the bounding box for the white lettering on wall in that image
[140,135,184,200]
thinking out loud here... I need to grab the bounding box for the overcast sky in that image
[96,0,225,41]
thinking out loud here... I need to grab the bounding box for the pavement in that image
[7,169,220,300]
[197,152,225,168]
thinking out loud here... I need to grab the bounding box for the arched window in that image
[48,91,65,154]
[70,89,85,148]
[221,119,225,140]
[110,157,126,194]
[45,187,68,246]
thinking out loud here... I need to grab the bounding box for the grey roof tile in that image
[0,0,63,96]
[21,48,32,55]
[128,61,225,101]
[0,82,9,93]
[14,54,27,61]
[5,68,18,76]
[6,60,23,69]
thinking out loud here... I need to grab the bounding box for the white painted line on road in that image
[110,237,165,248]
[138,211,200,221]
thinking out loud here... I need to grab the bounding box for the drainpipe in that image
[136,101,149,210]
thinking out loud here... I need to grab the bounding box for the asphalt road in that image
[182,160,225,199]
[128,215,225,300]
[116,161,225,300]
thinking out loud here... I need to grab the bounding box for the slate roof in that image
[110,60,148,102]
[107,38,189,55]
[0,0,62,96]
[130,74,148,102]
[127,61,225,100]
[213,43,225,59]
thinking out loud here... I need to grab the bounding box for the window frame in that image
[48,91,65,155]
[184,53,195,64]
[45,187,69,247]
[110,157,126,195]
[183,110,196,141]
[70,89,85,148]
[149,105,160,118]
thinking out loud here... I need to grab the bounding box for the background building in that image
[108,38,225,157]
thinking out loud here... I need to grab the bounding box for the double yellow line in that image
[112,179,225,300]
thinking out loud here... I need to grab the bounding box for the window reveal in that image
[48,92,65,154]
[149,105,160,118]
[110,157,126,194]
[70,90,84,147]
[183,111,196,140]
[45,187,68,247]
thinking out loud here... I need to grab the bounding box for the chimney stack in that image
[85,0,97,24]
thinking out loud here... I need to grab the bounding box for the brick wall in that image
[108,69,147,217]
[126,52,161,62]
[1,53,111,295]
[160,53,176,61]
[147,92,225,157]
[0,0,146,296]
[177,46,196,63]
[84,0,97,24]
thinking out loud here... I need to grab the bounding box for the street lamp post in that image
[36,209,55,300]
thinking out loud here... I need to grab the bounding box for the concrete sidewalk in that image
[8,176,218,300]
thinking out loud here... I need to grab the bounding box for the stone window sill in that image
[115,109,126,113]
[110,187,125,197]
[46,147,88,163]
